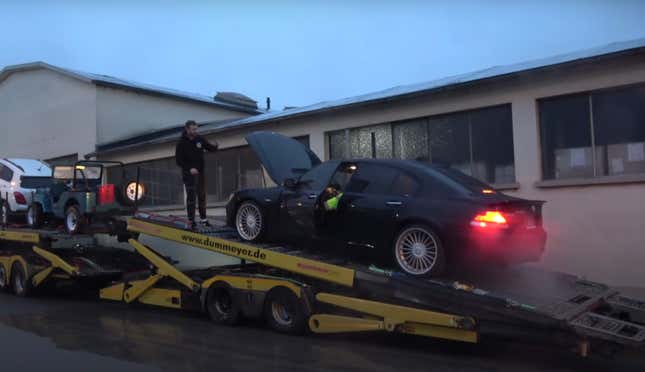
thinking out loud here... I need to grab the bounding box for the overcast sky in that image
[2,0,645,111]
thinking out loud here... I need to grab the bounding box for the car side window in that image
[390,171,420,197]
[345,163,398,195]
[0,164,14,182]
[298,162,339,191]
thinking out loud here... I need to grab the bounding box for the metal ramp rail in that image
[127,213,645,350]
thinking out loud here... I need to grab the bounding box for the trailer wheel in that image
[0,264,7,291]
[11,262,32,297]
[206,282,241,326]
[263,287,307,335]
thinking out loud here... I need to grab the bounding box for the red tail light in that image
[14,192,27,205]
[98,184,115,205]
[471,211,508,228]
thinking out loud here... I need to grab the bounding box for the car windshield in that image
[53,165,102,180]
[75,165,102,179]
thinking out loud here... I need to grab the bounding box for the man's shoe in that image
[188,220,197,231]
[200,219,212,228]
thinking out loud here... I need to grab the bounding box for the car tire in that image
[64,204,85,235]
[206,282,241,326]
[11,262,32,297]
[235,201,266,242]
[1,200,9,227]
[393,224,445,277]
[263,287,307,335]
[27,203,44,229]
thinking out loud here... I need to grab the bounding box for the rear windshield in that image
[430,166,494,192]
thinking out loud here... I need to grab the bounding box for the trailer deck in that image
[2,213,644,356]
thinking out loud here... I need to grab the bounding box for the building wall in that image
[100,54,645,286]
[0,69,97,160]
[95,86,253,145]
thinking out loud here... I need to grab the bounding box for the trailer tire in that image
[10,262,32,297]
[263,287,307,335]
[0,264,8,291]
[206,282,241,326]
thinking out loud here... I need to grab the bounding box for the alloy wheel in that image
[394,227,439,275]
[236,203,263,241]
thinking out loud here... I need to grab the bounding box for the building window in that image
[205,145,266,202]
[539,84,645,180]
[328,104,515,184]
[106,157,183,207]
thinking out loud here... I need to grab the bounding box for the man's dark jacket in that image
[175,132,218,172]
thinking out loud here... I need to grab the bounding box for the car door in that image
[283,161,340,238]
[340,163,401,250]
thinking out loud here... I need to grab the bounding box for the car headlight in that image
[126,182,145,201]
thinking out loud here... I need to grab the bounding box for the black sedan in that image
[226,131,546,277]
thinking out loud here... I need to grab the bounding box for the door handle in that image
[308,193,317,199]
[386,201,403,206]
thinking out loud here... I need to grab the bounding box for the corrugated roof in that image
[89,37,645,156]
[0,62,263,114]
[198,37,645,133]
[88,119,240,157]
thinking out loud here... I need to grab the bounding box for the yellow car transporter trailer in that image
[110,214,645,356]
[0,228,147,297]
[3,214,645,357]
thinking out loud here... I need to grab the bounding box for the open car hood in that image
[245,131,321,185]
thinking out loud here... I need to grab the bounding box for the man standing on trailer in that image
[175,120,218,228]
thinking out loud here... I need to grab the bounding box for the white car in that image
[0,158,52,225]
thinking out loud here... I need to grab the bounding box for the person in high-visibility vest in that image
[322,185,343,211]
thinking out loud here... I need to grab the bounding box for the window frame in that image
[537,82,645,184]
[326,103,516,187]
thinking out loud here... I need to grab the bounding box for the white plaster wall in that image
[0,69,97,159]
[95,86,252,145]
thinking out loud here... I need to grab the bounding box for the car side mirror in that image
[283,178,298,189]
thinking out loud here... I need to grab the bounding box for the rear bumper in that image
[463,227,546,264]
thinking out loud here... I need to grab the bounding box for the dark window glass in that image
[328,105,515,184]
[427,113,471,174]
[106,158,183,207]
[238,147,264,190]
[470,105,515,184]
[0,164,14,182]
[205,145,265,201]
[390,171,420,197]
[346,163,397,194]
[431,166,493,193]
[349,124,392,159]
[539,94,594,180]
[393,119,428,160]
[299,162,339,191]
[329,130,348,160]
[593,85,645,176]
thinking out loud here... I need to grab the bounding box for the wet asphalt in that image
[0,291,643,372]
